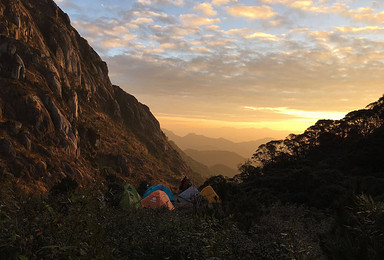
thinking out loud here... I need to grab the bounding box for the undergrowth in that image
[0,176,331,259]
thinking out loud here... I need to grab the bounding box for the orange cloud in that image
[242,106,346,120]
[205,25,220,31]
[226,5,277,19]
[212,0,230,6]
[160,43,178,50]
[262,0,291,3]
[245,32,279,41]
[193,3,217,16]
[334,26,384,33]
[99,38,130,49]
[132,17,154,24]
[180,14,220,27]
[190,47,211,53]
[262,0,348,14]
[345,8,384,25]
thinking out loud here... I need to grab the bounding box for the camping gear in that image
[143,184,175,202]
[200,185,222,204]
[178,186,200,202]
[119,184,142,209]
[141,190,174,210]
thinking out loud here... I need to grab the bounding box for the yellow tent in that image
[200,185,222,204]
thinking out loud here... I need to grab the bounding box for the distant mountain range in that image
[163,129,273,177]
[163,129,273,158]
[169,140,243,178]
[183,149,246,167]
[164,127,290,143]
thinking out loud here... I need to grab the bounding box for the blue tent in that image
[143,184,175,202]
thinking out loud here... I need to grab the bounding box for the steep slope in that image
[163,129,272,158]
[209,164,238,177]
[0,0,190,192]
[168,141,209,185]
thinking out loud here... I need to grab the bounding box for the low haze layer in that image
[55,0,384,140]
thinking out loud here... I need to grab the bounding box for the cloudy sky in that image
[54,0,384,141]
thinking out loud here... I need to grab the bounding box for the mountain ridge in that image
[163,129,272,158]
[251,95,384,168]
[0,0,190,192]
[184,149,246,177]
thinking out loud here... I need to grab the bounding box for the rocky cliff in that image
[0,0,190,192]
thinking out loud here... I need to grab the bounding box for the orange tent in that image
[141,190,175,210]
[200,185,222,204]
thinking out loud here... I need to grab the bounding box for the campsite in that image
[1,0,384,259]
[0,174,245,259]
[113,177,222,212]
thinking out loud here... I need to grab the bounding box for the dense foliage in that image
[199,97,384,259]
[2,96,384,259]
[0,176,329,259]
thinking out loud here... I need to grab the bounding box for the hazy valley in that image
[163,129,273,158]
[164,129,272,177]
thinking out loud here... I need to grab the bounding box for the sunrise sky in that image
[54,0,384,141]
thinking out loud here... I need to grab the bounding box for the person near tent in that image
[179,176,191,192]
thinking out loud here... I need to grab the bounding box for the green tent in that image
[120,184,142,209]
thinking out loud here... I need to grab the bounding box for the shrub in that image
[322,194,384,260]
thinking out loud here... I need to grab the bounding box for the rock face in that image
[0,0,190,192]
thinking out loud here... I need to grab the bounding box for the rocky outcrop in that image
[0,0,191,192]
[0,41,25,80]
[20,95,55,137]
[69,90,78,120]
[19,132,31,150]
[43,96,79,157]
[48,73,62,97]
[11,53,25,79]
